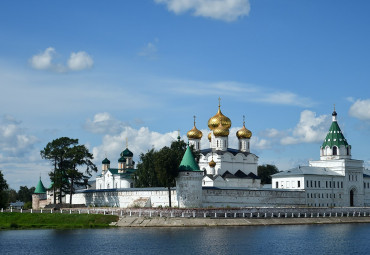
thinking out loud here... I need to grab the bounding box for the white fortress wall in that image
[202,188,306,208]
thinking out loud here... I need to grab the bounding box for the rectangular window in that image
[365,183,366,189]
[368,183,369,189]
[298,181,301,188]
[326,181,328,188]
[327,194,328,198]
[318,181,320,188]
[276,182,278,189]
[315,181,317,188]
[311,180,313,187]
[306,180,309,187]
[330,182,332,188]
[333,182,335,188]
[307,193,309,198]
[341,182,343,188]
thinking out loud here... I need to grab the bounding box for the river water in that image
[0,224,369,255]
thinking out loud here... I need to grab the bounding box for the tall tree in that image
[154,139,187,207]
[257,164,279,185]
[65,145,97,206]
[17,186,35,203]
[40,137,78,204]
[0,170,9,208]
[135,149,160,188]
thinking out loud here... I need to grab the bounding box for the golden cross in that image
[125,137,128,148]
[218,97,221,108]
[193,115,196,126]
[243,115,245,126]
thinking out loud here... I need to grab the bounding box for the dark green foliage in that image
[0,212,118,229]
[17,186,35,203]
[0,170,9,209]
[135,139,190,207]
[135,149,159,187]
[40,137,97,205]
[257,164,279,185]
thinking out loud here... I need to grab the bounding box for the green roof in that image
[118,156,126,162]
[102,158,110,164]
[34,178,46,194]
[107,168,137,176]
[120,148,133,158]
[322,119,349,148]
[179,146,201,172]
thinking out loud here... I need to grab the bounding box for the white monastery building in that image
[33,102,370,209]
[272,108,370,207]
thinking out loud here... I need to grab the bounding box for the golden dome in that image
[208,99,231,130]
[213,123,229,137]
[208,132,212,142]
[209,158,216,168]
[236,116,252,139]
[187,116,203,139]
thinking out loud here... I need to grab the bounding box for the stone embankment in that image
[116,216,370,227]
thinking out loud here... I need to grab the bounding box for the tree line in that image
[0,170,35,209]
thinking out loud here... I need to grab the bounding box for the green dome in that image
[34,178,46,194]
[322,112,349,149]
[118,156,126,162]
[120,148,133,158]
[102,158,110,164]
[179,146,201,172]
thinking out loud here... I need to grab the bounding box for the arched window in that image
[217,140,219,147]
[333,146,338,155]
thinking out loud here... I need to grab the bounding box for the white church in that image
[272,108,370,207]
[33,102,370,209]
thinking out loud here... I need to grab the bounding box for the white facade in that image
[272,110,367,207]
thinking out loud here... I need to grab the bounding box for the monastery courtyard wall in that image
[66,187,305,208]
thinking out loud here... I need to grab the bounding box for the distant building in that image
[95,146,136,189]
[272,108,370,207]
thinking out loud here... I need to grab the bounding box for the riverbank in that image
[0,212,118,230]
[116,216,370,227]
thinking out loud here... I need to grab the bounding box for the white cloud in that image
[166,79,315,107]
[138,40,158,59]
[29,47,93,72]
[92,127,181,164]
[0,115,38,159]
[84,112,128,135]
[349,99,370,120]
[67,51,94,71]
[155,0,250,22]
[280,110,329,145]
[29,47,56,70]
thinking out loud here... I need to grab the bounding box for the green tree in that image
[0,170,9,208]
[65,145,97,206]
[135,149,160,187]
[6,189,17,204]
[257,164,279,185]
[17,186,35,203]
[154,139,187,207]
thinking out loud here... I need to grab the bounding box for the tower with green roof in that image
[32,177,47,210]
[320,109,351,160]
[176,146,203,208]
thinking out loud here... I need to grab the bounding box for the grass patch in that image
[0,212,118,230]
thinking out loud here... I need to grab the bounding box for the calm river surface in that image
[1,224,369,255]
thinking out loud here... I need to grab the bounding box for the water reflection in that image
[0,224,368,255]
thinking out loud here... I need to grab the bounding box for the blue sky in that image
[1,0,370,189]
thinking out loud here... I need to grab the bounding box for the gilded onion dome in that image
[236,116,252,139]
[208,132,212,142]
[187,116,203,139]
[208,98,231,130]
[209,158,216,168]
[213,122,229,137]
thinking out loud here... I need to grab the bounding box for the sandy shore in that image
[115,216,370,227]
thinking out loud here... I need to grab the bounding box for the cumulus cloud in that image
[92,127,182,164]
[280,110,330,145]
[84,112,128,134]
[349,99,370,120]
[67,51,94,70]
[0,115,38,159]
[155,0,250,22]
[29,47,93,72]
[29,47,56,70]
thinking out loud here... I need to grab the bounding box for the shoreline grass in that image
[0,212,118,230]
